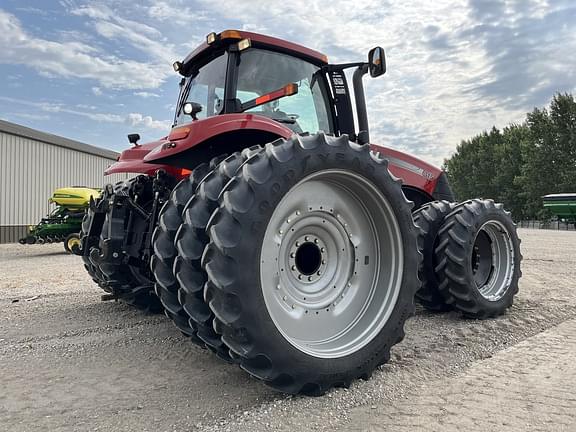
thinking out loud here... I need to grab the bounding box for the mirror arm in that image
[352,64,370,145]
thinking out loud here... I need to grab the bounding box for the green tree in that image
[520,93,576,218]
[443,92,576,220]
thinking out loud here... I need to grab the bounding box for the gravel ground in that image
[0,228,574,431]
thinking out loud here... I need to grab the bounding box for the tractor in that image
[80,30,522,395]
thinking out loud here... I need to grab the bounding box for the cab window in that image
[176,53,228,125]
[236,49,332,134]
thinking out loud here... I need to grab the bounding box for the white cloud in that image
[0,9,169,90]
[0,96,170,131]
[147,1,213,26]
[3,1,575,165]
[70,3,178,63]
[92,86,103,96]
[126,112,171,130]
[195,0,576,165]
[134,91,160,98]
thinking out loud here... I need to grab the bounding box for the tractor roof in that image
[181,30,328,70]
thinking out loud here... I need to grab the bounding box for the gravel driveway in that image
[1,228,574,431]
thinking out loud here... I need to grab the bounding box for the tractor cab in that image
[171,30,384,143]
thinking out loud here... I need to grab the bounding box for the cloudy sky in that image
[0,0,574,166]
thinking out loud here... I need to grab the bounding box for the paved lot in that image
[0,228,575,431]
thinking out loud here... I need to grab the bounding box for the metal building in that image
[0,119,128,243]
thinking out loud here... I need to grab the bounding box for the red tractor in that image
[80,30,521,395]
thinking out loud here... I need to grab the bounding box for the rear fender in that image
[371,144,454,206]
[144,114,293,168]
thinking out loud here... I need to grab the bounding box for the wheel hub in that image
[473,221,515,301]
[260,169,404,358]
[278,210,355,311]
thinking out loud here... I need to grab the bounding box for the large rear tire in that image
[413,200,455,312]
[203,134,421,394]
[173,149,259,361]
[435,199,522,318]
[151,159,216,340]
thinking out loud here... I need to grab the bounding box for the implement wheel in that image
[64,233,81,254]
[203,134,420,395]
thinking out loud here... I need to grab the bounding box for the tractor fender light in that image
[173,61,183,72]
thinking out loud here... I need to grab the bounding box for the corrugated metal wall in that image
[0,130,128,243]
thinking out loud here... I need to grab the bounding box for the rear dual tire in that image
[434,199,522,319]
[413,200,455,312]
[203,134,421,394]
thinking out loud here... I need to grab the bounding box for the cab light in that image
[168,126,191,141]
[206,32,217,44]
[237,38,251,51]
[172,61,183,72]
[219,30,243,40]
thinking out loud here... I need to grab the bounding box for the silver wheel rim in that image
[473,220,515,301]
[260,169,403,359]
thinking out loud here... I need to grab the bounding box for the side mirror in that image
[368,46,386,78]
[183,102,203,120]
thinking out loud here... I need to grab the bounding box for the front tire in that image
[203,134,421,394]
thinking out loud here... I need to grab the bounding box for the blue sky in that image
[0,0,575,166]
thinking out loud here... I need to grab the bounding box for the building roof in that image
[0,118,119,160]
